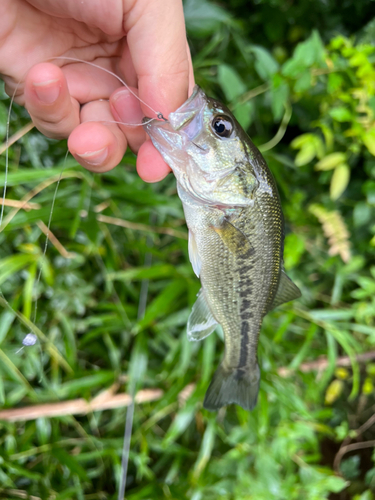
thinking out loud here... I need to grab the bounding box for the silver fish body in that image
[143,86,301,411]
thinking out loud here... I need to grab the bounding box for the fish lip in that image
[169,85,207,131]
[142,85,208,154]
[143,117,183,154]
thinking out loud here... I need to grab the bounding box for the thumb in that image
[124,0,193,118]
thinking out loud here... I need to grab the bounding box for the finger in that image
[117,41,138,89]
[124,0,194,182]
[68,100,127,173]
[110,86,146,153]
[60,57,125,103]
[24,62,80,139]
[125,0,193,118]
[186,42,196,96]
[137,140,172,183]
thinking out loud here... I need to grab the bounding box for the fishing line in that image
[33,169,63,327]
[51,56,167,121]
[118,223,154,500]
[0,82,17,227]
[85,118,155,127]
[1,57,161,495]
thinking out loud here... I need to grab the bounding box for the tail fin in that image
[203,363,260,411]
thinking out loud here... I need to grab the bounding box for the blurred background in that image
[0,0,375,498]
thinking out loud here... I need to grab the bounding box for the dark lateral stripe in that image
[241,299,251,311]
[240,265,253,274]
[241,311,253,320]
[238,321,249,368]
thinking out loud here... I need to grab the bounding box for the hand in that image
[0,0,194,181]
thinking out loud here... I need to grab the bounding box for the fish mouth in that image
[168,85,207,131]
[142,116,183,153]
[142,85,208,157]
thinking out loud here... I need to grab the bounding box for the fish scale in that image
[143,85,301,411]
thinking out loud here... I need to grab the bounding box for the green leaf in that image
[233,100,253,130]
[363,128,375,156]
[291,133,315,149]
[353,202,372,227]
[0,253,37,286]
[251,46,279,80]
[193,420,216,479]
[315,152,347,171]
[294,30,325,66]
[52,448,88,481]
[328,73,343,93]
[283,233,305,269]
[295,144,316,166]
[0,101,8,140]
[330,164,350,200]
[137,279,187,330]
[294,71,312,92]
[271,80,289,121]
[184,0,232,36]
[217,64,246,101]
[325,379,344,404]
[329,106,352,122]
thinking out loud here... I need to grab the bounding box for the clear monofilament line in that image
[118,228,153,500]
[51,56,164,120]
[32,168,63,326]
[85,118,155,128]
[0,88,17,226]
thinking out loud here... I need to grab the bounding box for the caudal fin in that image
[203,363,260,411]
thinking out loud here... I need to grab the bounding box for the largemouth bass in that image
[143,86,301,411]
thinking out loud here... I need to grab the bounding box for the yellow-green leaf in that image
[363,377,373,395]
[290,133,315,149]
[335,367,350,380]
[325,379,344,404]
[315,152,346,171]
[330,164,350,200]
[363,128,375,156]
[295,144,316,166]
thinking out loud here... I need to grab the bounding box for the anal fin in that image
[187,289,218,341]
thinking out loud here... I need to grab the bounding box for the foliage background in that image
[0,0,375,498]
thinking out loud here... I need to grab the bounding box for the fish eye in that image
[211,115,233,138]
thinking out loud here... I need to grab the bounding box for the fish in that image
[143,85,301,411]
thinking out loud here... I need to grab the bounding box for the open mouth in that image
[169,85,206,131]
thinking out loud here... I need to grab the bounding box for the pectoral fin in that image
[268,270,301,311]
[188,229,201,277]
[212,219,254,257]
[187,289,218,341]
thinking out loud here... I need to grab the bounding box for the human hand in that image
[0,0,194,181]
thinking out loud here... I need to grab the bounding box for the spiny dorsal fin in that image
[187,289,218,341]
[268,270,301,311]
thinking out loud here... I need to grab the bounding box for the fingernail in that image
[75,147,108,166]
[112,89,143,125]
[33,79,60,104]
[112,88,131,102]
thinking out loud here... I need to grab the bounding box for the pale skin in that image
[0,0,195,181]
